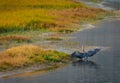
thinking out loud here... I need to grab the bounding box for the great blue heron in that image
[71,48,101,60]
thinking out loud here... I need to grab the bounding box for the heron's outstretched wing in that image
[71,51,84,58]
[71,48,101,58]
[87,48,101,57]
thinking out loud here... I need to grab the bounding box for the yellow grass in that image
[0,45,69,71]
[0,0,109,33]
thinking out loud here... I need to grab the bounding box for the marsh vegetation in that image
[0,0,109,33]
[0,45,69,71]
[0,0,111,71]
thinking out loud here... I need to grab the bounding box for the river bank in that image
[0,0,118,78]
[0,14,120,83]
[0,18,113,78]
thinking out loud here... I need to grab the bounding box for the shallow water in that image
[103,0,120,10]
[78,0,120,10]
[0,17,120,83]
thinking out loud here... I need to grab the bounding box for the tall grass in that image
[0,45,69,71]
[0,0,109,33]
[0,0,83,10]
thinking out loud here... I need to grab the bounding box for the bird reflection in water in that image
[72,60,100,70]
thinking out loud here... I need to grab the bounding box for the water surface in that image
[78,0,120,10]
[0,17,120,83]
[103,0,120,10]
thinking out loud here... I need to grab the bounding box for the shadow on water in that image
[71,60,100,70]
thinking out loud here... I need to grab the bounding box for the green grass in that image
[89,0,103,3]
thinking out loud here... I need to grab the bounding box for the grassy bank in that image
[0,45,69,71]
[0,0,111,72]
[0,0,109,33]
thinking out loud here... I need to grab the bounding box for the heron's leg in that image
[79,58,83,61]
[82,58,85,61]
[84,57,88,61]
